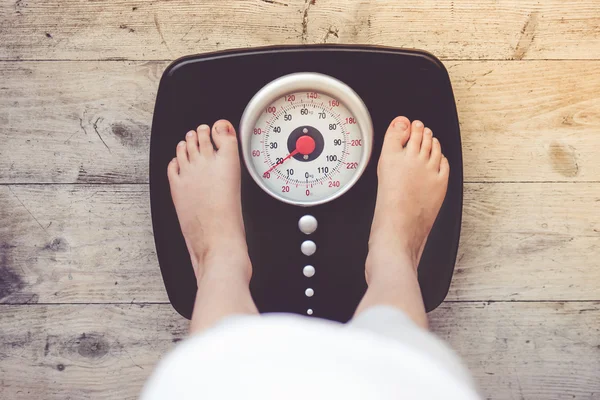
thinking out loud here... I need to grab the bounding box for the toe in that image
[212,120,239,154]
[185,130,200,160]
[167,157,180,181]
[176,140,188,166]
[407,120,425,153]
[196,124,213,156]
[430,137,443,167]
[382,116,411,152]
[439,156,450,178]
[420,128,433,158]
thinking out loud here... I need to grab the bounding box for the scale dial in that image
[240,73,373,206]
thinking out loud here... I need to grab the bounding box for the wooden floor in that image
[1,1,599,399]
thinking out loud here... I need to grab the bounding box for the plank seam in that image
[1,300,599,306]
[3,181,600,186]
[1,59,600,63]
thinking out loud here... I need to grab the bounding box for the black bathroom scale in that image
[150,45,462,322]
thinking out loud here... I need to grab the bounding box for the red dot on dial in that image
[296,135,316,155]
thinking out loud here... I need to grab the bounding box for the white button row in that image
[300,216,317,314]
[298,215,318,235]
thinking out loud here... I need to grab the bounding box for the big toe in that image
[382,116,411,152]
[212,120,239,155]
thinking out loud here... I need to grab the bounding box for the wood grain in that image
[1,0,599,61]
[0,304,186,400]
[0,61,161,184]
[429,301,600,400]
[0,302,598,399]
[450,182,600,301]
[450,61,600,182]
[1,183,598,304]
[0,185,167,304]
[1,60,599,184]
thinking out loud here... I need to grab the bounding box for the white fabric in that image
[141,312,480,400]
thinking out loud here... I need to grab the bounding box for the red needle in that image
[263,149,298,177]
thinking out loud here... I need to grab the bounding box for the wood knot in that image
[65,333,110,360]
[111,121,148,148]
[43,238,69,252]
[548,142,579,178]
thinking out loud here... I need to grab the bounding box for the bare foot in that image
[367,117,449,282]
[167,120,251,283]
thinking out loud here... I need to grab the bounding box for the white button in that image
[298,215,318,234]
[305,288,314,297]
[307,309,313,315]
[303,265,315,278]
[301,240,316,256]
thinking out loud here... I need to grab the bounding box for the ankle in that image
[196,244,252,283]
[188,231,246,262]
[365,248,419,286]
[368,218,425,260]
[367,236,420,266]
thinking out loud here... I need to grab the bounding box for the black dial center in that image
[286,125,325,162]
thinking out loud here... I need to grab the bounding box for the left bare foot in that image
[167,120,251,283]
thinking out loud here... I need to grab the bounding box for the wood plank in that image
[1,60,599,184]
[449,182,600,301]
[0,185,168,304]
[0,302,598,399]
[1,183,599,304]
[0,61,160,184]
[1,0,599,60]
[450,61,600,182]
[0,304,186,400]
[429,301,600,400]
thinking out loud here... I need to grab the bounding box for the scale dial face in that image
[240,73,373,206]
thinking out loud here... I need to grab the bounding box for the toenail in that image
[178,141,186,147]
[186,131,194,138]
[198,124,210,132]
[215,123,230,134]
[394,120,408,130]
[425,129,432,136]
[415,121,424,128]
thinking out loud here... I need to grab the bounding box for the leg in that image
[167,120,258,334]
[355,117,449,329]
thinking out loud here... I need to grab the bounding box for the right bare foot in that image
[367,117,449,282]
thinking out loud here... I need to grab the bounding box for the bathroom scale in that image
[150,44,463,322]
